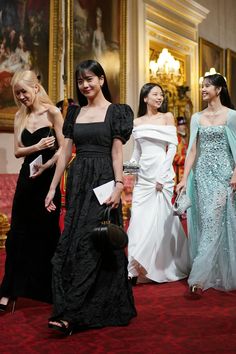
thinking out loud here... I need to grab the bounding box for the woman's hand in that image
[230,169,236,191]
[36,136,55,151]
[156,182,163,192]
[176,179,187,194]
[45,189,57,212]
[30,163,46,178]
[105,184,123,209]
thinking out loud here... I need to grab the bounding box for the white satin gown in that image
[127,125,190,283]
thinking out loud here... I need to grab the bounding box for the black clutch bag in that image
[91,207,128,250]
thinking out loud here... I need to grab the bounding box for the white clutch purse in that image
[173,189,192,216]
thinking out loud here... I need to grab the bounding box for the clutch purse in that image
[123,161,140,175]
[91,207,128,250]
[173,189,192,216]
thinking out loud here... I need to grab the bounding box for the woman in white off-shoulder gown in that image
[127,83,190,283]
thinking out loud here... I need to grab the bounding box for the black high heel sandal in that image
[128,276,138,286]
[0,298,17,313]
[48,319,73,336]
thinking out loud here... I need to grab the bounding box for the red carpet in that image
[1,249,236,354]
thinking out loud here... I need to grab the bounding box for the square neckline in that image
[75,103,112,125]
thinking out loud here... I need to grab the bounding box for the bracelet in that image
[115,180,124,185]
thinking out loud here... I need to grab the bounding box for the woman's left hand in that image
[230,170,236,191]
[30,163,46,178]
[105,185,123,209]
[156,182,163,192]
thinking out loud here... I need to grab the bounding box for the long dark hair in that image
[204,73,234,109]
[137,82,167,117]
[75,59,112,106]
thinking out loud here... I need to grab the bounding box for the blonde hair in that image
[11,70,54,143]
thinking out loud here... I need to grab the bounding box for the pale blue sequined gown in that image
[188,125,236,291]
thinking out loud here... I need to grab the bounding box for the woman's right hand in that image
[36,136,55,151]
[176,179,187,194]
[45,188,56,212]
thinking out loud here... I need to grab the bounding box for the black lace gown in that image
[0,127,61,303]
[50,104,137,328]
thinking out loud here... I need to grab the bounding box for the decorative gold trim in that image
[148,22,194,53]
[146,0,209,25]
[48,0,61,103]
[57,1,64,65]
[0,0,60,132]
[65,0,74,99]
[120,0,127,103]
[67,0,73,99]
[0,213,9,249]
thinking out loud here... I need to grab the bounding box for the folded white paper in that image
[93,180,115,205]
[29,155,42,177]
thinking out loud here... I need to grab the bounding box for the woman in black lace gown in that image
[45,60,137,334]
[0,70,64,310]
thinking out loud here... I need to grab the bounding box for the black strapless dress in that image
[50,104,137,328]
[0,127,61,303]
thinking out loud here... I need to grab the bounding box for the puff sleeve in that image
[62,105,80,139]
[110,104,134,144]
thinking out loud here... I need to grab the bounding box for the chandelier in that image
[149,48,181,85]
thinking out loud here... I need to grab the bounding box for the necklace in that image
[206,107,223,116]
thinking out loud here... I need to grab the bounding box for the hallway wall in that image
[197,0,236,53]
[1,0,236,172]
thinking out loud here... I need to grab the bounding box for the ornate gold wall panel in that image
[48,0,63,103]
[145,0,209,112]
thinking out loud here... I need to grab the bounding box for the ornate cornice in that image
[145,0,209,41]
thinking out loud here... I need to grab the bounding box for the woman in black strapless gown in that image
[0,70,64,309]
[45,60,137,334]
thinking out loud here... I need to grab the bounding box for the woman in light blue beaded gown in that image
[177,73,236,293]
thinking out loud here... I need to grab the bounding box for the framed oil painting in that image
[0,0,61,132]
[199,38,224,109]
[71,0,127,103]
[226,48,236,108]
[199,38,224,77]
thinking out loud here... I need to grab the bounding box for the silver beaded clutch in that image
[123,161,140,175]
[173,189,192,216]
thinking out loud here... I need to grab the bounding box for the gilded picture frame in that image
[226,48,236,108]
[0,0,61,132]
[67,0,127,104]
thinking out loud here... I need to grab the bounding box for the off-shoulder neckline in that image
[133,124,176,129]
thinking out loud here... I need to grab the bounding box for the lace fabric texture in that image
[188,125,236,291]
